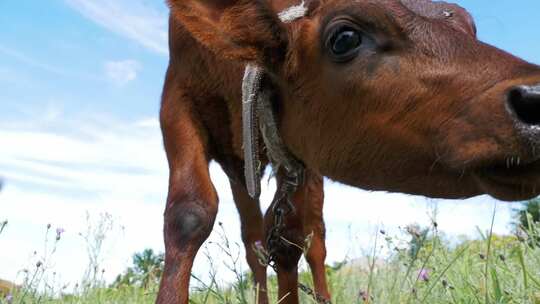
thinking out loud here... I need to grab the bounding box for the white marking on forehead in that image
[442,10,454,18]
[278,1,307,23]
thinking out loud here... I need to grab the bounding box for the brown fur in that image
[158,0,540,303]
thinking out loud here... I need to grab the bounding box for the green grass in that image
[4,213,540,303]
[5,234,540,303]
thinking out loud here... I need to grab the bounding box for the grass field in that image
[3,208,540,304]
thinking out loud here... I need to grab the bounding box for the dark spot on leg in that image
[177,211,203,240]
[165,200,215,247]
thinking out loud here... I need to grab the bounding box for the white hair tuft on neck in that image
[278,1,308,23]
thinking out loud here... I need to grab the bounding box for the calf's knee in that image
[271,229,304,271]
[164,198,217,249]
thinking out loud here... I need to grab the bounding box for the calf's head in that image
[169,0,540,201]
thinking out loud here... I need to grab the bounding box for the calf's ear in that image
[168,0,288,67]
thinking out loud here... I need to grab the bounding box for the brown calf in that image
[158,0,540,303]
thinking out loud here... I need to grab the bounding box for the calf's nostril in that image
[507,85,540,126]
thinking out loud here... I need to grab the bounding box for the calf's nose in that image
[507,84,540,126]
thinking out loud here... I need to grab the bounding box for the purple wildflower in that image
[418,268,430,282]
[5,293,13,304]
[56,227,65,240]
[358,290,370,302]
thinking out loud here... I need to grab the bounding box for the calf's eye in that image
[328,26,363,62]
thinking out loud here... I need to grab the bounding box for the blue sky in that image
[1,0,540,288]
[0,0,167,120]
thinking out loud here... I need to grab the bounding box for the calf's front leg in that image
[156,81,218,304]
[265,170,330,304]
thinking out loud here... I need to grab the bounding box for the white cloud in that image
[135,117,160,128]
[0,113,167,285]
[64,0,168,55]
[0,108,522,288]
[104,60,141,86]
[0,44,67,76]
[0,44,98,80]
